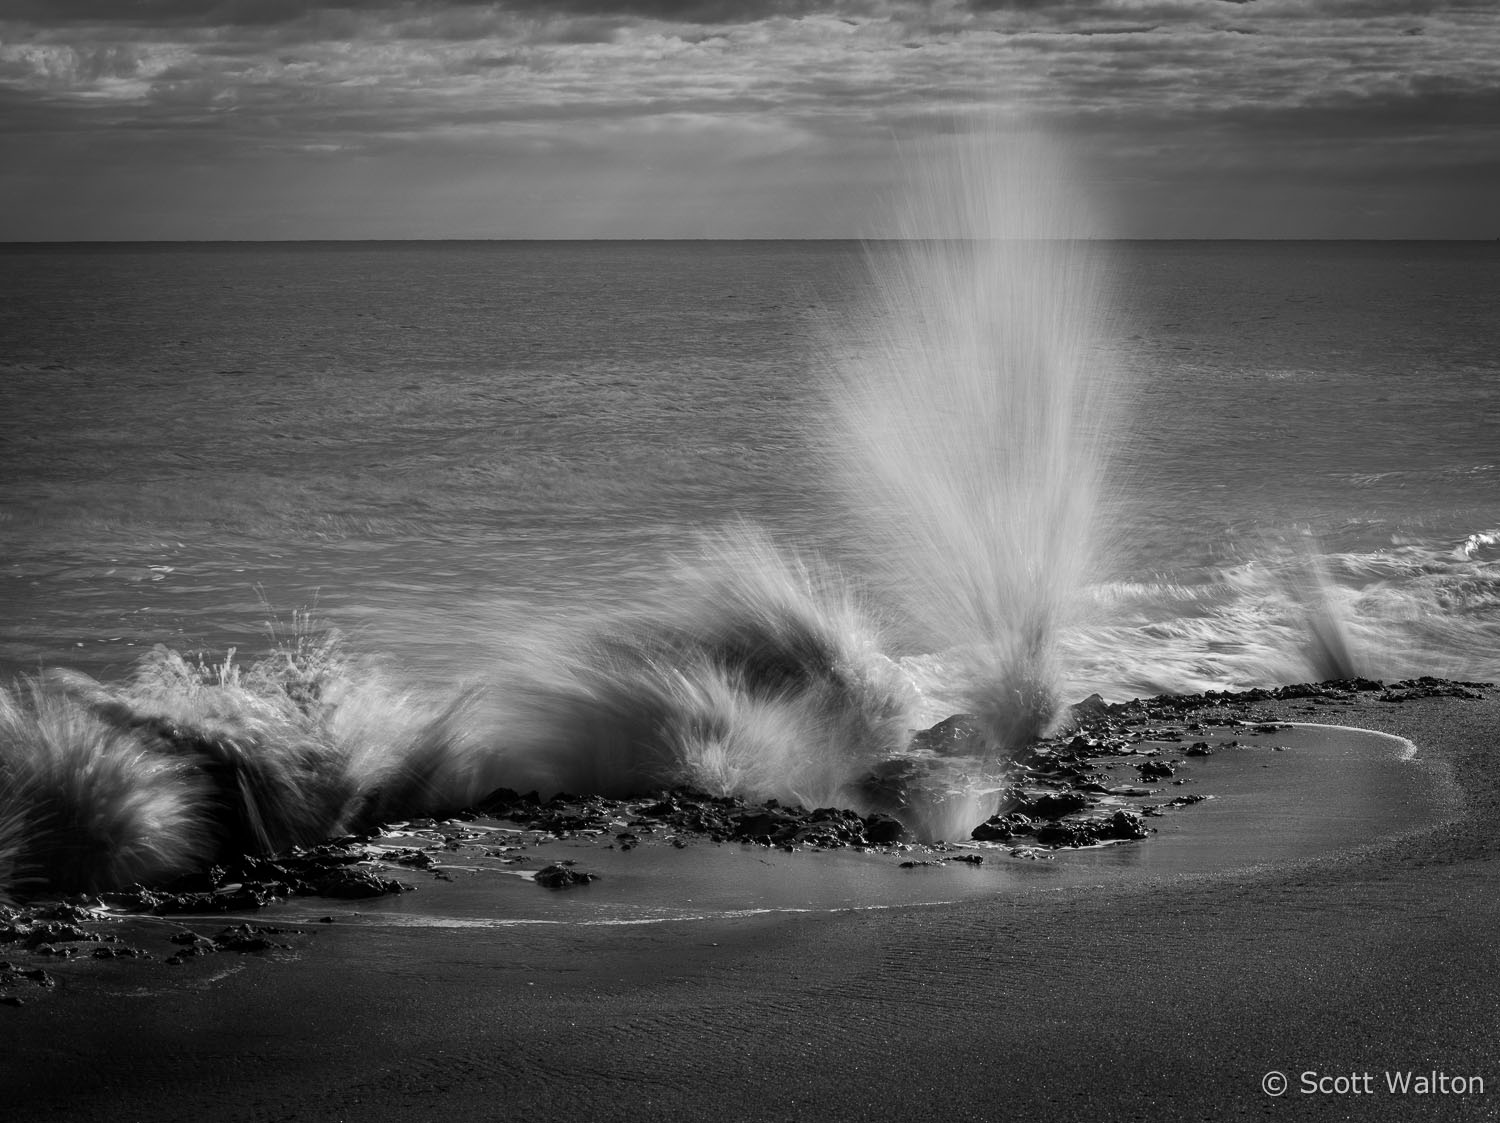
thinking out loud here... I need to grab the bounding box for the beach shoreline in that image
[4,684,1498,1122]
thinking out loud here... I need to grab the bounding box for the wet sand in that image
[5,689,1498,1121]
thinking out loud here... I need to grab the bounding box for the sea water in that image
[2,239,1498,707]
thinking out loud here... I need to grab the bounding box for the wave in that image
[477,524,917,808]
[4,521,1494,899]
[0,627,487,900]
[1460,528,1500,562]
[0,527,930,898]
[1052,533,1500,700]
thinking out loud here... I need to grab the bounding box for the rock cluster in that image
[476,787,914,850]
[0,963,54,1005]
[94,842,412,915]
[971,807,1151,846]
[0,902,139,960]
[1379,676,1488,702]
[166,923,299,966]
[0,901,305,999]
[5,676,1485,1005]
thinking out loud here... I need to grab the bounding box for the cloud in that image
[1,0,1496,235]
[2,0,854,31]
[4,0,1493,125]
[500,0,830,22]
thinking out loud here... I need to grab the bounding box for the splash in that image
[0,631,491,897]
[827,126,1121,750]
[484,524,917,809]
[1058,533,1500,699]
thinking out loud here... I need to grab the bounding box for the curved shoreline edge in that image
[4,685,1499,1122]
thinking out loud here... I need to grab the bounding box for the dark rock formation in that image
[533,864,598,889]
[909,713,986,756]
[861,812,909,845]
[1012,790,1092,819]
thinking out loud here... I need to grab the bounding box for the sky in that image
[0,0,1496,239]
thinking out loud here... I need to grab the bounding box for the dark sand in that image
[5,691,1499,1121]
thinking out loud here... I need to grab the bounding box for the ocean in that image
[2,239,1498,711]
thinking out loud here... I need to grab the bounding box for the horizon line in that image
[2,235,1496,247]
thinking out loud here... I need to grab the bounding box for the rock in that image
[214,923,294,952]
[91,946,148,960]
[312,868,410,899]
[783,824,842,849]
[861,812,908,845]
[854,758,929,812]
[1275,683,1326,699]
[1137,760,1175,781]
[1380,677,1486,702]
[0,965,54,989]
[731,810,797,843]
[474,786,525,813]
[672,807,732,837]
[533,864,598,889]
[971,813,1034,842]
[529,810,612,835]
[1164,794,1207,808]
[1032,822,1095,848]
[380,848,438,870]
[909,714,985,756]
[1067,693,1110,724]
[1014,791,1091,819]
[169,932,218,953]
[1099,811,1151,841]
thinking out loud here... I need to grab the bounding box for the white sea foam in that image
[1054,535,1500,701]
[1460,528,1500,562]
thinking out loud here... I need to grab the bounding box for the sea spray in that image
[827,126,1122,750]
[486,524,917,808]
[1056,534,1500,700]
[0,627,500,896]
[0,541,927,897]
[1264,534,1363,682]
[0,675,208,894]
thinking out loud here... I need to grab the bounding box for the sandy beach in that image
[3,686,1496,1122]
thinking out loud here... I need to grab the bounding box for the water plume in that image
[828,124,1120,751]
[1270,538,1364,683]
